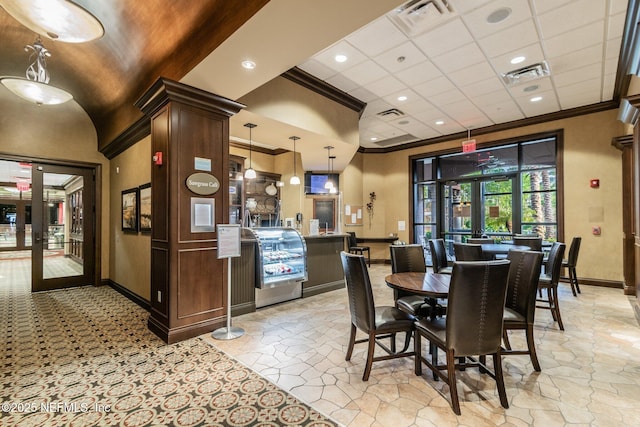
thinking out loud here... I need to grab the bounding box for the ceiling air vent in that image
[374,134,417,147]
[389,0,456,37]
[501,61,551,87]
[377,108,405,118]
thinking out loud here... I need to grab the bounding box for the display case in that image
[242,227,307,288]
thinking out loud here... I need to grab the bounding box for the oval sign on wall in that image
[186,173,220,195]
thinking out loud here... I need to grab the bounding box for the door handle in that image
[34,232,41,243]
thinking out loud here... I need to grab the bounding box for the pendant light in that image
[244,123,257,179]
[289,136,301,185]
[324,146,334,190]
[329,155,337,194]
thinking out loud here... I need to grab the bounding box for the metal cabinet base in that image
[255,282,302,308]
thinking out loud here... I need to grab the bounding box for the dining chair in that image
[502,250,544,371]
[414,260,511,415]
[513,236,543,252]
[537,242,566,330]
[562,237,582,296]
[467,237,494,244]
[428,239,452,274]
[340,251,415,381]
[453,242,483,261]
[347,231,370,266]
[390,244,428,317]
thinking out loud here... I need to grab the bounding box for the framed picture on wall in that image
[122,187,138,232]
[139,183,151,232]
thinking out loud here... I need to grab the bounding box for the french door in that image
[441,176,516,245]
[31,163,95,292]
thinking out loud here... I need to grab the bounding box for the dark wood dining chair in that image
[347,231,370,266]
[513,236,543,252]
[502,250,544,371]
[340,251,415,381]
[390,244,428,317]
[453,242,483,261]
[414,260,512,415]
[428,239,452,274]
[537,242,566,330]
[562,237,582,296]
[467,237,494,244]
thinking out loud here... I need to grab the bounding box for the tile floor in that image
[204,264,640,426]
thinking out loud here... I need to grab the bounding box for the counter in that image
[356,236,399,263]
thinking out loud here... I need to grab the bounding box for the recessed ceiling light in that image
[370,137,378,141]
[242,60,256,70]
[335,54,348,63]
[397,95,408,101]
[511,56,526,65]
[435,120,444,125]
[530,96,543,102]
[487,7,512,24]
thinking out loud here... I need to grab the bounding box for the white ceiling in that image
[298,0,628,149]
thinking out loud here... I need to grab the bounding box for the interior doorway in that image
[0,158,97,292]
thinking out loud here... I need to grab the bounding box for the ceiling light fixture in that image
[0,0,104,42]
[530,96,542,102]
[334,54,347,63]
[243,123,257,179]
[0,37,73,105]
[397,95,408,101]
[329,155,337,194]
[370,137,378,141]
[486,7,512,24]
[324,146,335,190]
[242,60,256,69]
[511,56,526,65]
[435,120,444,125]
[289,136,301,185]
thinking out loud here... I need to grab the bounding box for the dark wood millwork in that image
[136,78,244,344]
[613,135,636,296]
[303,235,346,297]
[624,94,640,323]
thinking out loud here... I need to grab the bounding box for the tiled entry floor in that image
[204,264,640,426]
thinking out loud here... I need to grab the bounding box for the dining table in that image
[480,243,531,257]
[385,272,451,319]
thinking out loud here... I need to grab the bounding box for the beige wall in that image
[109,137,152,300]
[0,93,111,279]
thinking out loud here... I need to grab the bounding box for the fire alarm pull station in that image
[590,179,599,188]
[153,152,163,166]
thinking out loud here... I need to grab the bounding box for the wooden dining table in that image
[480,243,531,257]
[385,272,451,318]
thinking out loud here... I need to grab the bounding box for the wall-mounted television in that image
[304,172,339,194]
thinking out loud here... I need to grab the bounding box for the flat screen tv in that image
[304,172,339,194]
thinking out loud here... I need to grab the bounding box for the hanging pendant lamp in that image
[244,123,257,179]
[324,146,334,190]
[329,155,337,194]
[289,136,301,185]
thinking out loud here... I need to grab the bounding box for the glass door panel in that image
[442,181,473,248]
[0,201,31,250]
[480,178,513,241]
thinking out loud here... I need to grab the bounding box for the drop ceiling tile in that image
[381,88,421,107]
[482,99,525,122]
[606,37,622,59]
[368,119,399,133]
[429,89,468,106]
[348,86,379,103]
[608,12,626,39]
[373,41,428,73]
[362,98,393,117]
[448,62,496,87]
[537,0,605,39]
[478,20,539,58]
[557,78,601,108]
[602,73,616,98]
[298,59,337,80]
[553,63,601,88]
[431,42,486,73]
[413,76,456,97]
[395,60,443,86]
[449,0,493,14]
[610,0,629,14]
[341,59,389,85]
[413,18,474,58]
[400,98,438,115]
[410,125,442,140]
[326,73,359,92]
[462,0,532,40]
[345,16,409,57]
[461,76,506,98]
[313,40,368,73]
[514,89,559,116]
[489,43,545,73]
[604,56,618,77]
[532,0,573,14]
[366,75,407,97]
[470,89,513,108]
[507,76,554,97]
[438,99,486,119]
[544,21,604,58]
[547,44,602,75]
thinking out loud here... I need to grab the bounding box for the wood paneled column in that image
[625,94,640,322]
[613,134,636,296]
[136,78,244,343]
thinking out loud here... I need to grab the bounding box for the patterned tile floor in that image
[205,264,640,426]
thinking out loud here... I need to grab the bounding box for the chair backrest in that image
[428,239,448,273]
[453,242,483,261]
[347,231,358,248]
[446,260,511,356]
[467,238,494,244]
[566,237,582,267]
[390,244,426,274]
[544,242,566,284]
[506,250,544,322]
[340,251,375,332]
[513,236,542,251]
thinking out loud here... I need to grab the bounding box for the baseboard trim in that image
[559,277,623,289]
[303,280,344,298]
[106,279,150,311]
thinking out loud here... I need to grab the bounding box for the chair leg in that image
[568,267,577,297]
[493,353,509,409]
[546,287,557,321]
[526,324,541,372]
[346,324,356,361]
[398,330,412,353]
[446,349,461,415]
[414,330,422,376]
[363,331,376,381]
[551,285,564,330]
[572,267,581,294]
[502,329,512,350]
[390,332,396,353]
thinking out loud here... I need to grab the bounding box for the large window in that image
[412,135,560,255]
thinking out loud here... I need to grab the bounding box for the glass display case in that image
[242,227,307,288]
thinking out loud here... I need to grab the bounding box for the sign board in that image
[186,172,220,195]
[462,139,477,152]
[217,224,241,258]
